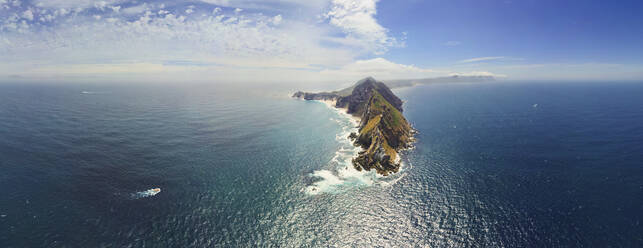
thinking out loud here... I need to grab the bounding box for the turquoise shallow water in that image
[1,81,642,247]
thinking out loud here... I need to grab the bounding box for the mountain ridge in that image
[293,77,414,176]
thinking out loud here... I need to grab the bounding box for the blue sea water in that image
[0,81,642,247]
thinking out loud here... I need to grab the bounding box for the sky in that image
[0,0,642,83]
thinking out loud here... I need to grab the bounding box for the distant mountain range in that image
[383,75,496,89]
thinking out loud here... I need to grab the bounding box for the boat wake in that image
[81,91,109,95]
[132,188,161,199]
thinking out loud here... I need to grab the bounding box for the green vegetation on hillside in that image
[352,88,412,175]
[295,76,413,176]
[368,90,405,128]
[359,114,381,136]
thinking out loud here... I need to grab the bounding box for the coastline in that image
[304,100,371,195]
[314,99,361,125]
[303,98,408,195]
[294,77,413,177]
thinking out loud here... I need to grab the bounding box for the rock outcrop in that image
[293,77,414,176]
[291,91,341,101]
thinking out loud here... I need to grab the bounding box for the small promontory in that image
[293,77,414,176]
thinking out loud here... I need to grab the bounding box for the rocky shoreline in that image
[293,77,415,176]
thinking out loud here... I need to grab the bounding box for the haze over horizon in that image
[1,0,642,83]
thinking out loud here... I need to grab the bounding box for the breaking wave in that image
[304,101,406,195]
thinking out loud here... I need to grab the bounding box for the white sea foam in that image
[132,188,161,199]
[379,162,411,188]
[305,100,406,195]
[380,174,406,188]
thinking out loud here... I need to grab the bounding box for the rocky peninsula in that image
[293,77,414,176]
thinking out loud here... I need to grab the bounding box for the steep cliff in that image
[293,77,414,176]
[336,77,404,117]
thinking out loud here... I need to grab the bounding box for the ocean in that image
[1,81,642,247]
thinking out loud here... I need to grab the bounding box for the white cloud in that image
[32,0,121,9]
[319,58,506,82]
[94,1,108,10]
[122,3,148,15]
[199,0,327,10]
[21,9,33,21]
[109,5,121,13]
[0,0,512,83]
[449,71,502,77]
[325,0,400,54]
[0,5,358,82]
[54,8,69,17]
[201,0,230,6]
[321,58,437,80]
[459,56,506,63]
[272,14,282,25]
